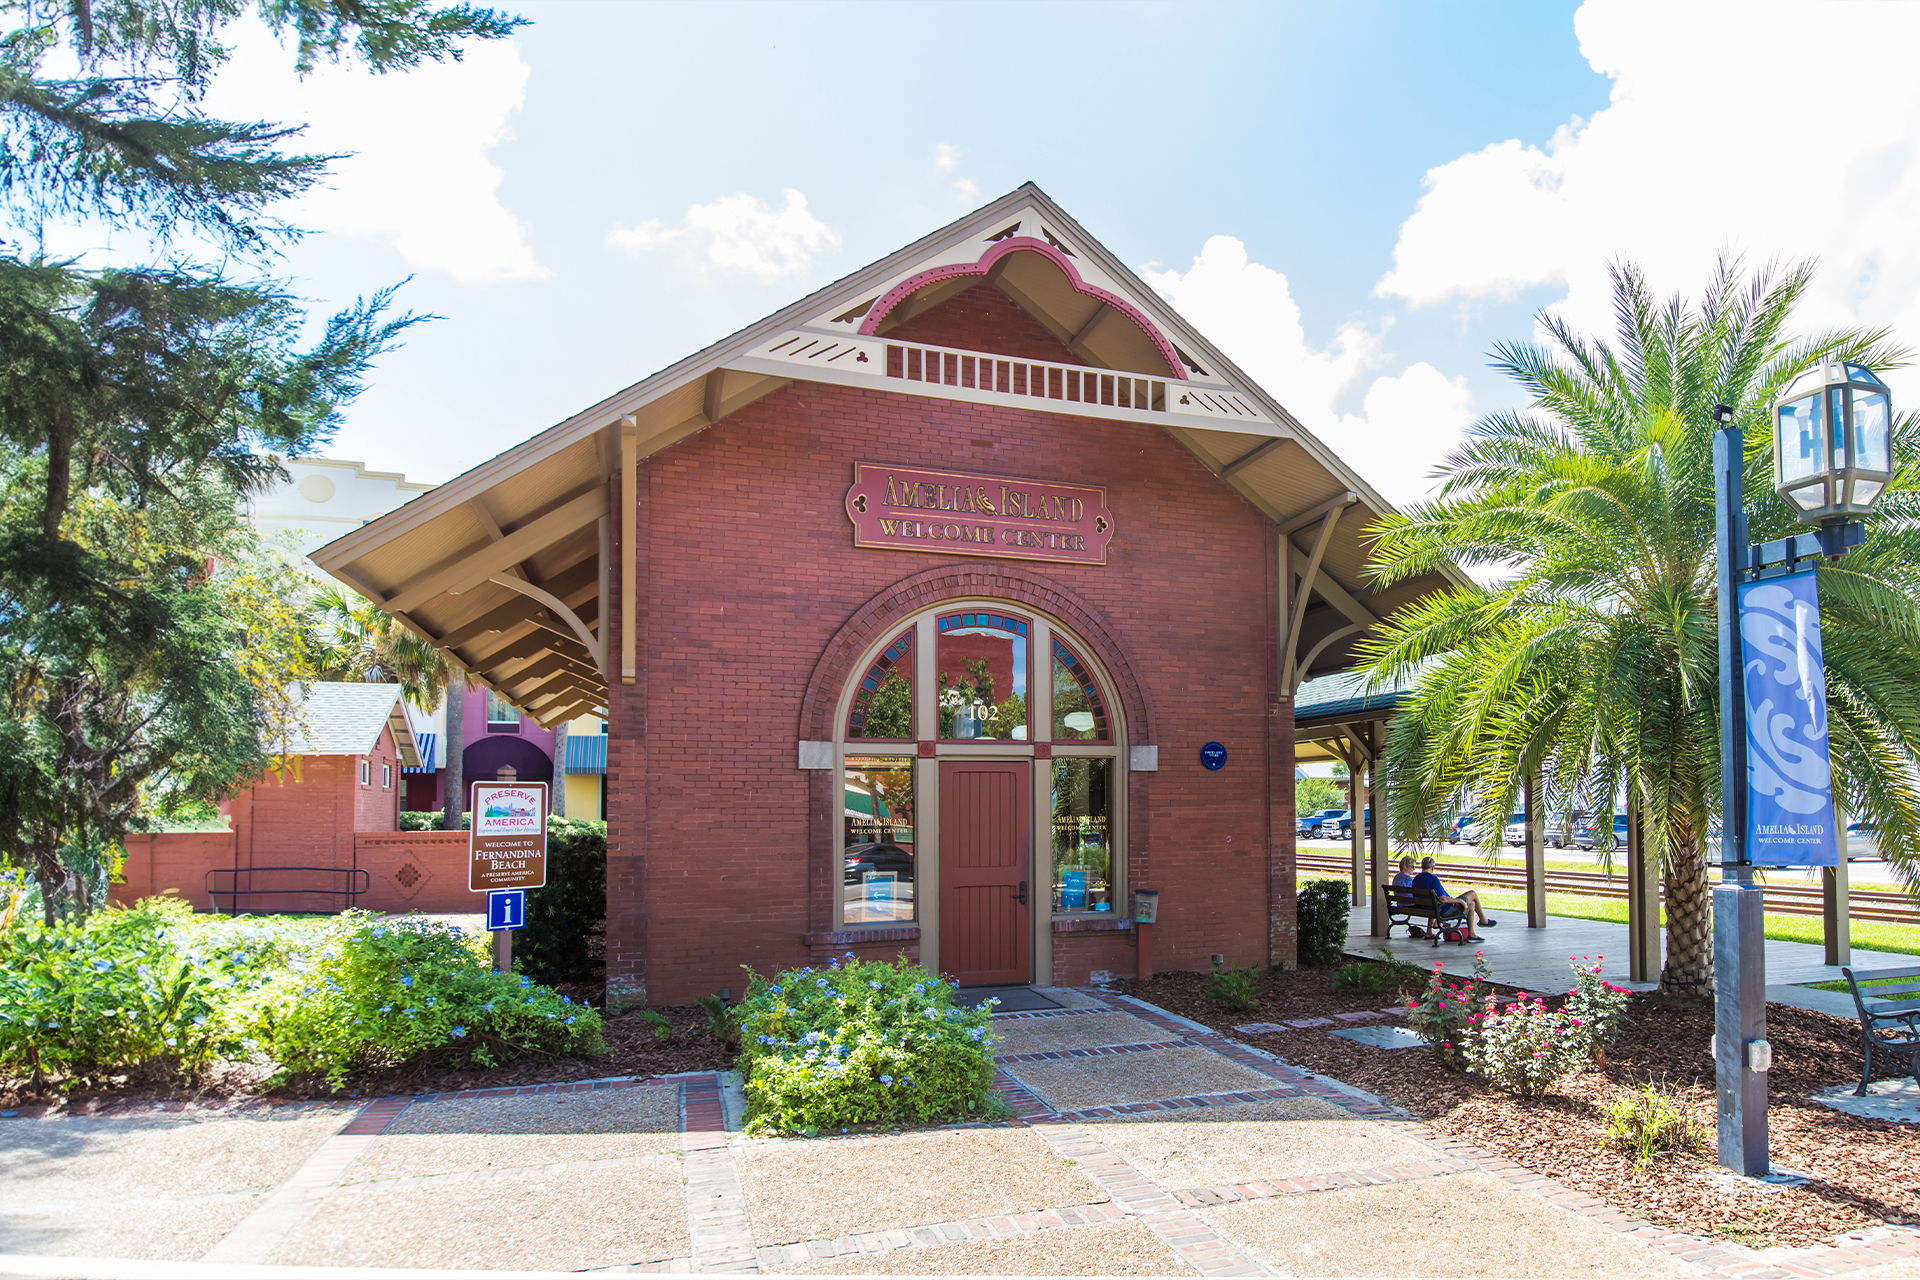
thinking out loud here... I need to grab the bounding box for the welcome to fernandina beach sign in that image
[844,462,1115,566]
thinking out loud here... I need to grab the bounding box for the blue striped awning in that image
[565,734,607,774]
[402,732,437,773]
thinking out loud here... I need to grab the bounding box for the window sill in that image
[1052,915,1133,933]
[804,926,920,946]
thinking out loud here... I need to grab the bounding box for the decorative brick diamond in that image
[394,862,421,890]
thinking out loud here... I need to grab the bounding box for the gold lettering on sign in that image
[849,462,1113,567]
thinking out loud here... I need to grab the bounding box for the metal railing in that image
[206,866,368,916]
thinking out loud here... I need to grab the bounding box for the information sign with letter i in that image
[487,889,526,932]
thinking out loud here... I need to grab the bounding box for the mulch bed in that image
[1116,963,1920,1250]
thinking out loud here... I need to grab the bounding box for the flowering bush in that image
[238,913,604,1089]
[1460,994,1588,1095]
[0,898,245,1084]
[734,953,997,1135]
[1562,956,1631,1061]
[0,902,605,1092]
[1460,958,1634,1096]
[1405,952,1493,1068]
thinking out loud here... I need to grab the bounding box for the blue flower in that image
[520,976,531,988]
[372,928,386,938]
[566,1016,577,1024]
[880,1074,893,1084]
[869,981,882,990]
[90,958,113,972]
[425,997,436,1007]
[400,975,414,988]
[816,979,829,988]
[450,1026,468,1038]
[769,986,781,995]
[379,1006,392,1014]
[405,1008,418,1016]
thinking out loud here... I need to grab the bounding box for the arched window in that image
[847,628,914,740]
[833,603,1125,932]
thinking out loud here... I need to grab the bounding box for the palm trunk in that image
[442,685,465,831]
[1660,820,1713,997]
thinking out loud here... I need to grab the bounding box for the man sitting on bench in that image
[1392,856,1428,938]
[1411,856,1495,941]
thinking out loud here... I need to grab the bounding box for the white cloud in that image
[1144,235,1475,508]
[203,19,547,286]
[1377,0,1920,396]
[934,142,961,171]
[953,178,981,201]
[608,189,841,283]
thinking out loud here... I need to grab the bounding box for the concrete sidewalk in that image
[5,987,1919,1277]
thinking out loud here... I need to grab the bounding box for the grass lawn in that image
[1469,887,1920,957]
[1804,972,1920,993]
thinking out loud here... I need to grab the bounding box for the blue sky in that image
[159,1,1920,500]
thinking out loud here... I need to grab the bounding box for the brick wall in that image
[112,832,236,911]
[604,280,1296,1004]
[354,831,474,913]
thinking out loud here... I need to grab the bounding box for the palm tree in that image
[311,584,452,712]
[1361,259,1920,998]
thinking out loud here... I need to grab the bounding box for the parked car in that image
[1457,813,1524,846]
[1846,821,1879,859]
[1543,816,1578,848]
[1298,808,1345,839]
[1316,809,1370,840]
[843,842,914,885]
[1572,814,1629,851]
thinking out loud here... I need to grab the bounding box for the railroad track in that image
[1296,852,1920,927]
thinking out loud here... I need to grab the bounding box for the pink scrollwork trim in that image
[856,237,1187,380]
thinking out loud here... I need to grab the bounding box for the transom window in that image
[937,611,1029,741]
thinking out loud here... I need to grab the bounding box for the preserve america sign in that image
[843,462,1114,566]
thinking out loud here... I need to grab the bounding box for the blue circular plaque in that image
[1200,742,1227,770]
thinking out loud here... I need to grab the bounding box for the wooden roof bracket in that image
[485,574,605,678]
[1280,500,1349,697]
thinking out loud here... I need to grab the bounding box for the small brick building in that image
[313,186,1450,1007]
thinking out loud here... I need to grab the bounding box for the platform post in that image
[1524,773,1546,929]
[1824,811,1851,968]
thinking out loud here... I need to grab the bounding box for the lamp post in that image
[1713,362,1889,1176]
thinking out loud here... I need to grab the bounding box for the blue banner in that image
[1738,569,1839,866]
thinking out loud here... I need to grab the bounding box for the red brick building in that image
[312,187,1450,1007]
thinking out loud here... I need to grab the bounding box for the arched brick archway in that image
[798,562,1152,747]
[798,562,1155,952]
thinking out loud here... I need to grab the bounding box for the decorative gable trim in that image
[856,238,1187,380]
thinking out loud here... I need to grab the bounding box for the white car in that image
[1503,820,1528,847]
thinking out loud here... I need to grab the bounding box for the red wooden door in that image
[938,760,1032,987]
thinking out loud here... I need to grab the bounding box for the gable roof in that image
[310,184,1463,726]
[280,682,423,768]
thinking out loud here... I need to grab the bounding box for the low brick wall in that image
[112,832,236,912]
[109,829,476,916]
[355,831,475,914]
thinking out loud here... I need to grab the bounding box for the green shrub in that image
[735,953,996,1135]
[239,912,606,1089]
[398,811,443,831]
[1405,952,1492,1068]
[1600,1079,1704,1167]
[517,817,606,986]
[1332,955,1426,992]
[0,898,247,1084]
[1206,963,1259,1010]
[1295,878,1351,968]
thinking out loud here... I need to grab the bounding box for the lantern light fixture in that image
[1773,361,1893,522]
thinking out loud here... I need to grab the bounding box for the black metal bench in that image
[1841,965,1920,1096]
[1380,884,1471,946]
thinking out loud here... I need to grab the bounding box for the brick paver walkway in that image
[5,987,1920,1277]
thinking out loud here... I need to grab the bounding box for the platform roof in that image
[310,184,1464,727]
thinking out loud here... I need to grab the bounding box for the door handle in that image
[1015,880,1028,905]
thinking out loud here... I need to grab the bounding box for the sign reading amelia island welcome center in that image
[468,781,549,892]
[844,462,1114,566]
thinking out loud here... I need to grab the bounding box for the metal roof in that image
[310,184,1464,726]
